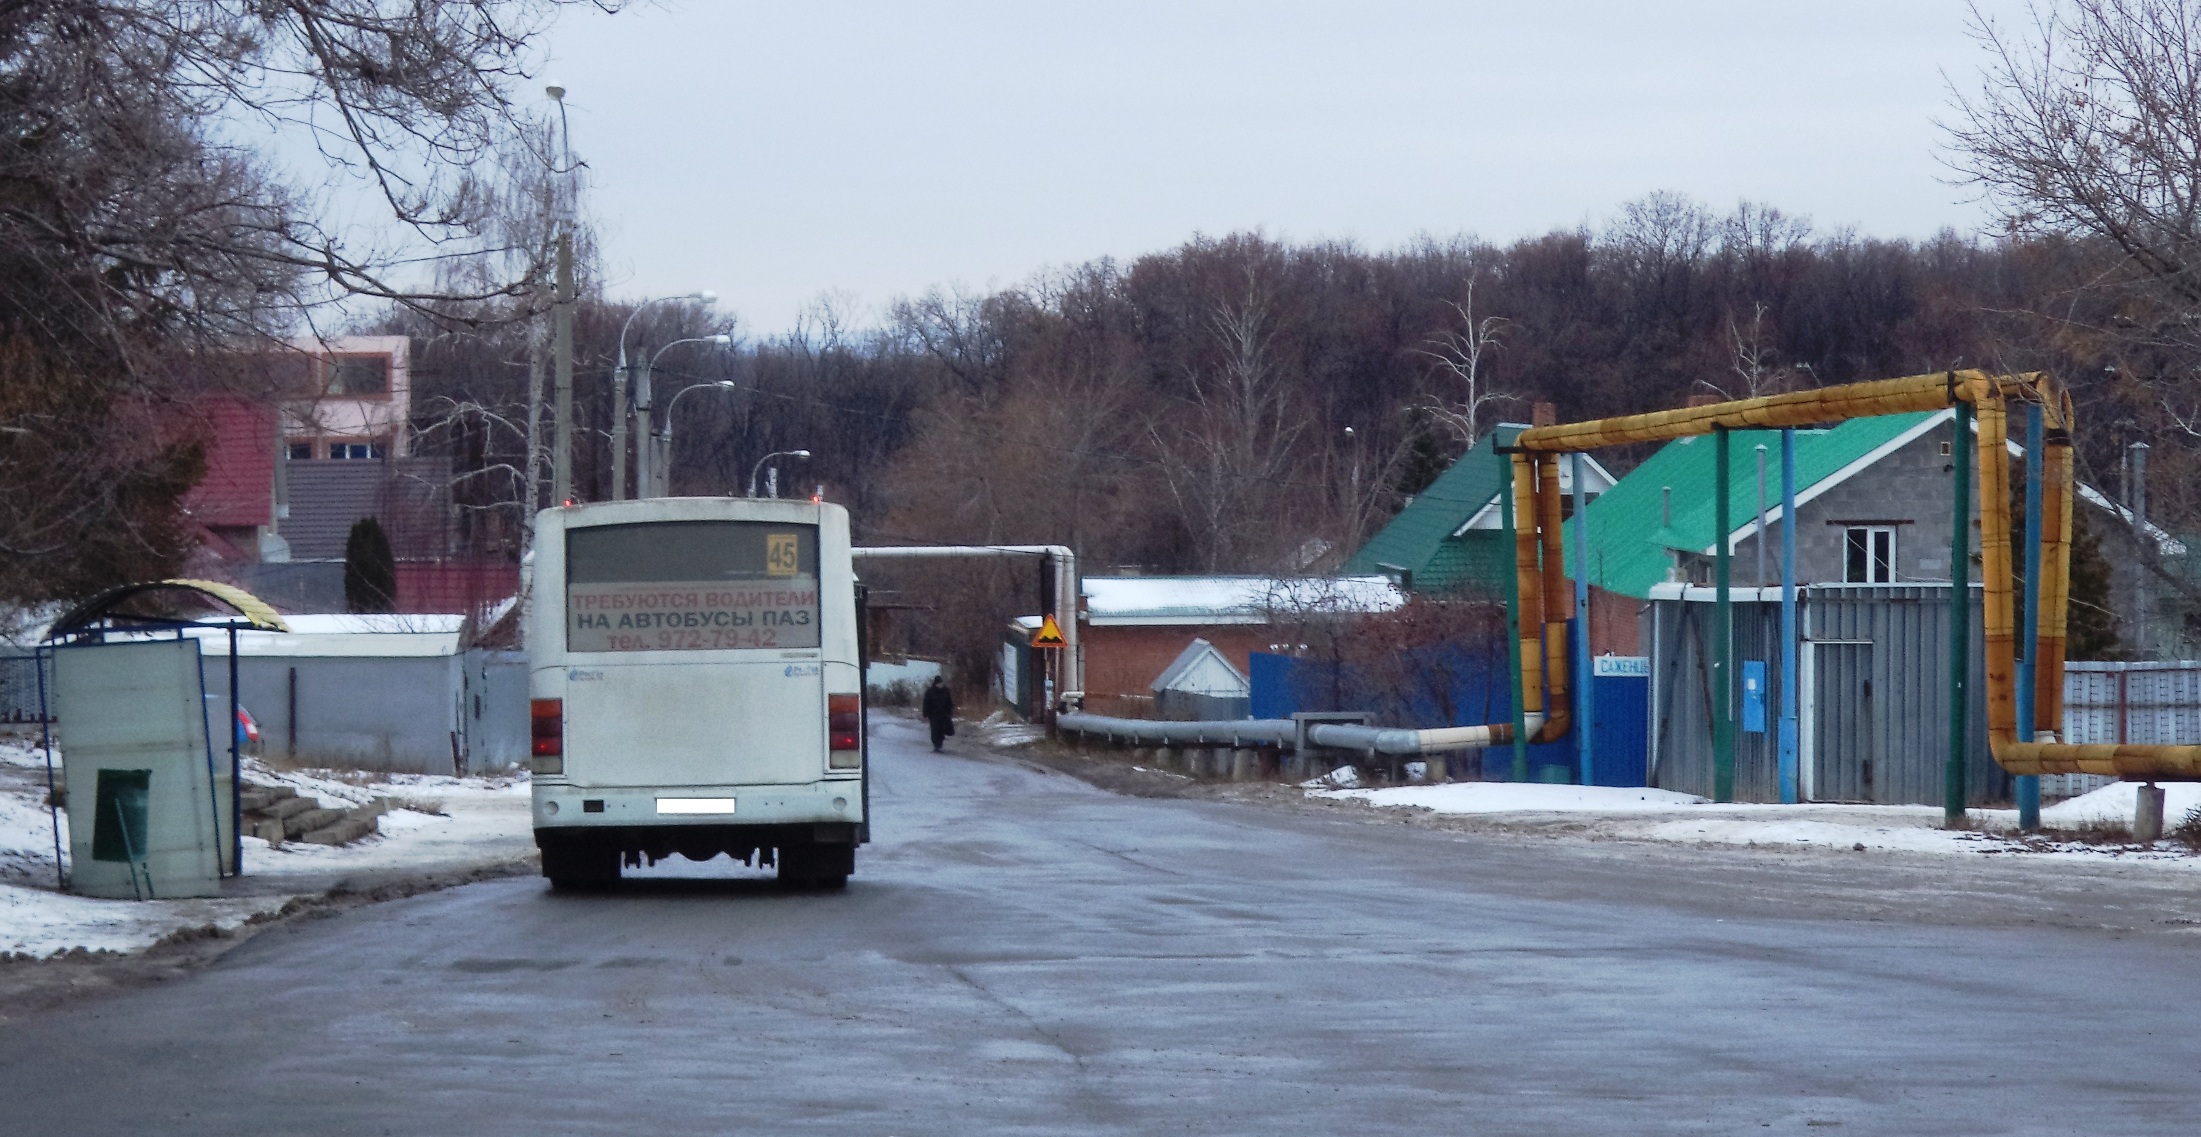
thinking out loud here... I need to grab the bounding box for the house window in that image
[329,441,385,460]
[287,443,314,461]
[327,354,390,395]
[1844,526,1896,583]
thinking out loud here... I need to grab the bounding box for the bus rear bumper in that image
[531,780,861,830]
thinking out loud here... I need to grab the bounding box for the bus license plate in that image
[656,797,737,815]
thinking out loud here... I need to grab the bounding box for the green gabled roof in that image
[1343,411,1950,601]
[1342,425,1524,591]
[1566,411,1942,598]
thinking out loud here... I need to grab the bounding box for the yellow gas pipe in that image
[1502,368,2201,783]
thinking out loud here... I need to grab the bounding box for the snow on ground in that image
[2039,780,2201,825]
[975,711,1047,748]
[1320,782,1709,813]
[0,733,532,958]
[233,761,534,877]
[1310,773,2201,864]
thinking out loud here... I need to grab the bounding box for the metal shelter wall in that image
[50,639,229,898]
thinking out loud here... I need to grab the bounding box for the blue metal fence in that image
[1249,627,1649,785]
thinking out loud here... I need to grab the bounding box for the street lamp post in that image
[643,335,732,496]
[656,379,737,496]
[749,449,811,499]
[613,291,716,500]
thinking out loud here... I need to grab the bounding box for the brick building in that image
[1071,576,1403,717]
[178,336,516,616]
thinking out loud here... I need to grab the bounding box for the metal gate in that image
[1809,642,1874,802]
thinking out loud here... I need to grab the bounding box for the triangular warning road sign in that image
[1030,614,1067,648]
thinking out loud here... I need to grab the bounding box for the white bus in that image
[527,497,866,889]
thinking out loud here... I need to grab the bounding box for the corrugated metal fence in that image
[2054,661,2201,797]
[0,649,51,725]
[1646,587,2201,803]
[1646,585,2007,807]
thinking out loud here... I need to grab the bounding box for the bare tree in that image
[1150,261,1308,571]
[1946,1,2201,338]
[1410,280,1515,445]
[1704,301,1806,400]
[1944,0,2201,636]
[0,1,619,603]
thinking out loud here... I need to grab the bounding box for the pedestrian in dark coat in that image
[921,676,955,752]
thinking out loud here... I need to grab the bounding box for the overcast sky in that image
[538,1,2027,333]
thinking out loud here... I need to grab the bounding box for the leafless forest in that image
[365,203,2171,677]
[10,1,2201,682]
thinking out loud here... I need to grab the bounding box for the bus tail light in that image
[531,698,564,775]
[828,694,862,768]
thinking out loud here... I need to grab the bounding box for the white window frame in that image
[1843,525,1896,584]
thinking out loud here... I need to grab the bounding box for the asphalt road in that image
[3,717,2199,1136]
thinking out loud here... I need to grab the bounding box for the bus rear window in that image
[565,521,821,652]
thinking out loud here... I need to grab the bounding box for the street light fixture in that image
[611,290,717,500]
[750,449,812,499]
[656,379,738,496]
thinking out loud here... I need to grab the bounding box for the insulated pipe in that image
[1049,712,1546,755]
[852,544,1081,705]
[1514,370,1995,452]
[1977,395,2018,747]
[1534,452,1572,743]
[1509,452,1546,722]
[1307,714,1546,755]
[1510,368,2201,780]
[1995,741,2201,778]
[1054,713,1294,748]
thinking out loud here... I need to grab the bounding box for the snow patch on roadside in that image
[975,711,1047,748]
[1317,781,1707,813]
[1310,776,2201,864]
[2040,781,2201,825]
[0,735,532,957]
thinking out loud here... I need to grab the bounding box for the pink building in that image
[278,335,411,461]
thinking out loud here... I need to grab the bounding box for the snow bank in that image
[0,735,532,958]
[235,767,533,876]
[2041,781,2201,826]
[0,884,291,958]
[1310,776,2201,864]
[1317,781,1707,813]
[975,712,1047,748]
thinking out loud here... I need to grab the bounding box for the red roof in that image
[183,397,277,529]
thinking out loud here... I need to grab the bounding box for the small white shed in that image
[1150,638,1251,721]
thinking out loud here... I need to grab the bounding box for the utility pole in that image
[1713,425,1734,804]
[610,361,628,501]
[552,234,574,507]
[2130,440,2151,655]
[1946,403,1973,825]
[634,362,654,500]
[1755,443,1769,587]
[548,84,575,509]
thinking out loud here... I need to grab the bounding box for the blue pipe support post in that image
[1946,403,1974,825]
[1500,451,1531,782]
[1713,426,1735,804]
[1778,428,1800,804]
[2017,402,2045,830]
[1572,452,1594,786]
